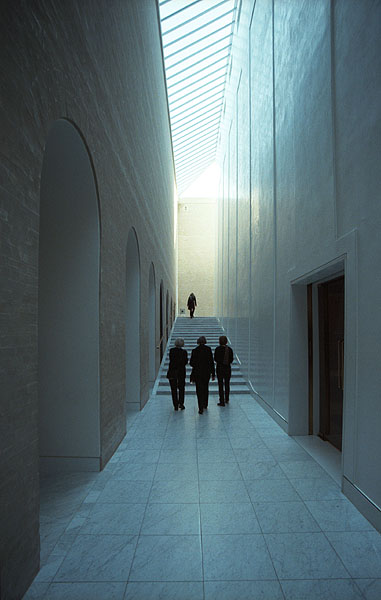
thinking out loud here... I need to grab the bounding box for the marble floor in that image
[24,393,381,599]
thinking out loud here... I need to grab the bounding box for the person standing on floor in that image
[187,292,197,318]
[166,338,188,411]
[214,335,234,406]
[190,336,215,414]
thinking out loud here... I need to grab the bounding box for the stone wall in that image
[178,198,216,317]
[0,1,176,597]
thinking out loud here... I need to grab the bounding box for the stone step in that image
[162,362,241,370]
[159,317,248,395]
[159,377,246,387]
[157,385,249,396]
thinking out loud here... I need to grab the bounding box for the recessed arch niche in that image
[166,290,169,342]
[38,118,100,471]
[148,262,156,386]
[126,228,141,412]
[159,281,164,361]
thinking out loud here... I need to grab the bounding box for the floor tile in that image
[34,555,65,583]
[280,579,363,599]
[125,581,203,599]
[80,503,146,535]
[197,449,237,462]
[234,447,276,463]
[239,461,286,480]
[113,462,157,481]
[305,499,374,531]
[198,462,243,481]
[149,480,199,503]
[141,503,200,535]
[199,479,250,503]
[202,534,276,580]
[54,534,137,581]
[229,436,266,449]
[200,502,260,534]
[246,479,301,502]
[254,501,321,533]
[120,448,160,464]
[264,532,350,579]
[97,480,152,503]
[325,531,381,578]
[23,582,50,599]
[158,449,198,464]
[45,582,126,599]
[288,476,343,501]
[196,438,232,450]
[129,535,202,581]
[154,462,198,481]
[355,579,381,600]
[204,580,284,600]
[279,460,328,479]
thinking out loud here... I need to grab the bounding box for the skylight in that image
[159,0,236,196]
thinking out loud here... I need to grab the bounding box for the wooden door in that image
[318,276,344,450]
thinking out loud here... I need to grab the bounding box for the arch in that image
[166,290,169,342]
[126,228,141,412]
[38,118,100,471]
[159,281,164,361]
[148,262,156,386]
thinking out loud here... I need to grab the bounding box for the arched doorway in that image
[166,290,169,342]
[38,119,100,471]
[159,281,164,361]
[148,263,156,387]
[126,228,141,414]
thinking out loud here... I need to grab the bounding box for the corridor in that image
[24,319,381,600]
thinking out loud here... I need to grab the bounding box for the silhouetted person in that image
[187,293,197,318]
[214,335,234,406]
[190,336,215,414]
[166,338,188,410]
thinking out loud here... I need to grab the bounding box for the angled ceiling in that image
[159,0,236,196]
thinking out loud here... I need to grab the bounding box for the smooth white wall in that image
[39,119,100,464]
[217,0,381,521]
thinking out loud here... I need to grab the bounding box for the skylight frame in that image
[159,0,236,195]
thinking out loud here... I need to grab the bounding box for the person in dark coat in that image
[187,293,197,318]
[214,335,234,406]
[166,338,188,410]
[190,336,215,414]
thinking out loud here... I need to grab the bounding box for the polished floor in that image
[24,320,381,599]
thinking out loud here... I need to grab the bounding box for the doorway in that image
[159,281,164,361]
[148,263,156,388]
[318,276,345,451]
[126,228,140,413]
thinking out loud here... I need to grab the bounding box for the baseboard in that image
[248,383,288,433]
[342,476,381,532]
[39,456,101,473]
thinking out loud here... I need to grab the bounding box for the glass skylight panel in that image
[169,72,225,107]
[159,0,236,194]
[163,11,234,53]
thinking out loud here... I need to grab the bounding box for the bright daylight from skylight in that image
[159,0,236,196]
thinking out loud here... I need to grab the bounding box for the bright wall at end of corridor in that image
[178,198,216,317]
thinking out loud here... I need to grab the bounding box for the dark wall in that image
[0,1,176,597]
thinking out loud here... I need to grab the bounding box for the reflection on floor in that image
[24,393,381,599]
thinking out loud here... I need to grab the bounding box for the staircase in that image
[157,316,249,396]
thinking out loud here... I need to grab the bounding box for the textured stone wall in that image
[178,198,216,317]
[0,1,175,597]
